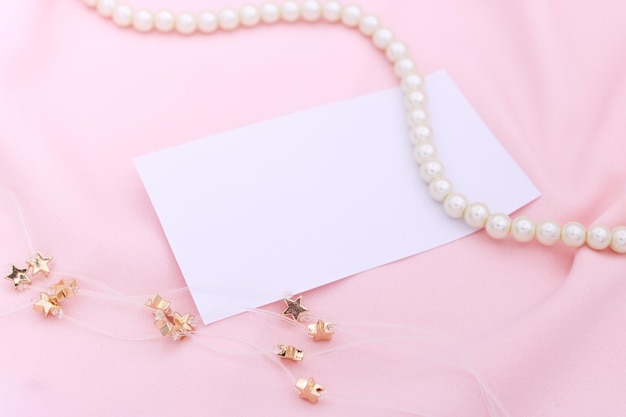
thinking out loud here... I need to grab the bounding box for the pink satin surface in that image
[1,1,626,416]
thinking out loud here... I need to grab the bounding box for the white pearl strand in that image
[83,0,626,254]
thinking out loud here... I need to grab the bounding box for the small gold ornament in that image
[49,279,78,301]
[145,294,196,341]
[154,311,174,337]
[33,292,62,318]
[32,279,79,318]
[26,252,53,277]
[275,344,304,361]
[173,312,195,333]
[145,294,172,314]
[295,377,324,404]
[282,296,308,321]
[5,265,31,289]
[307,319,335,342]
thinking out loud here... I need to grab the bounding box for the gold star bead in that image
[295,377,324,404]
[173,312,196,333]
[307,319,336,342]
[33,293,62,318]
[282,296,308,321]
[154,315,174,337]
[49,279,79,301]
[5,265,31,289]
[275,344,304,361]
[145,294,171,314]
[26,252,53,277]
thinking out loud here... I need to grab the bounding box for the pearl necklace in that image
[82,0,626,253]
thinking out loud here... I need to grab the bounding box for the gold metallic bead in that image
[26,252,53,277]
[33,292,62,318]
[307,319,335,342]
[295,377,324,404]
[282,296,308,321]
[5,264,31,289]
[173,312,196,333]
[146,294,196,341]
[275,344,304,361]
[155,315,174,337]
[49,279,79,301]
[145,294,172,315]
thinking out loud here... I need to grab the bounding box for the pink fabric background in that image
[1,0,626,416]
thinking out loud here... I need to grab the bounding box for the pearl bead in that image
[358,15,379,36]
[419,159,444,183]
[486,214,511,239]
[401,74,423,92]
[410,125,432,144]
[84,0,626,257]
[198,11,218,33]
[240,5,261,27]
[412,140,437,164]
[407,108,428,127]
[372,28,394,49]
[561,221,586,247]
[301,0,322,21]
[586,224,611,250]
[155,10,175,32]
[443,193,468,219]
[386,41,408,62]
[394,58,415,78]
[176,12,197,35]
[536,220,561,246]
[260,3,280,24]
[429,177,453,202]
[511,217,535,242]
[112,5,133,27]
[610,226,626,253]
[281,1,300,22]
[404,91,427,108]
[464,202,490,229]
[97,0,116,17]
[341,5,362,27]
[132,9,153,32]
[219,8,240,30]
[322,1,342,22]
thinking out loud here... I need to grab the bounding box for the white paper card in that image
[135,70,540,324]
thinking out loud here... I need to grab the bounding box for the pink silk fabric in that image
[1,1,625,416]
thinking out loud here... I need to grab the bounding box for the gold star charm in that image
[295,377,324,404]
[275,344,304,361]
[26,252,53,277]
[282,296,308,321]
[145,294,172,314]
[173,312,196,333]
[307,319,335,342]
[49,279,79,301]
[5,265,31,289]
[154,311,174,337]
[33,292,62,317]
[146,294,196,341]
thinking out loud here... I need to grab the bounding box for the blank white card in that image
[135,70,540,324]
